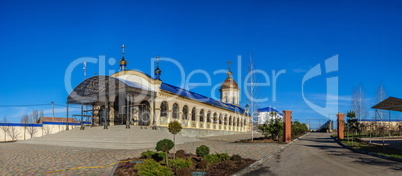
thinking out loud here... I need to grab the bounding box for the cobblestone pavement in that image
[0,133,284,175]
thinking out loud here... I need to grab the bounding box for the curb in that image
[232,132,310,176]
[331,136,402,163]
[109,162,119,176]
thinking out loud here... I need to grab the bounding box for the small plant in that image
[230,154,242,161]
[156,139,174,167]
[169,158,192,169]
[135,159,173,176]
[175,168,191,176]
[168,120,183,159]
[196,145,210,157]
[175,149,186,159]
[216,153,230,161]
[203,154,220,164]
[141,150,156,159]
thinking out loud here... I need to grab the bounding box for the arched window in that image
[207,111,211,123]
[233,97,235,104]
[182,106,188,120]
[229,116,232,126]
[191,107,196,121]
[224,115,228,125]
[219,114,222,124]
[139,101,150,126]
[172,103,179,119]
[213,113,218,124]
[237,118,240,127]
[243,119,247,128]
[225,96,228,103]
[160,101,168,117]
[200,109,204,122]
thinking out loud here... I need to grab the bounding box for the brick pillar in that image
[337,113,345,140]
[283,110,292,143]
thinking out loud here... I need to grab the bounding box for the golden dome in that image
[120,57,127,65]
[221,71,238,89]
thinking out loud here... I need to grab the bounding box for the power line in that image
[0,103,51,107]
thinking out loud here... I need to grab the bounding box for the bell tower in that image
[220,61,240,105]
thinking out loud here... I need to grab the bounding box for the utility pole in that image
[52,102,55,118]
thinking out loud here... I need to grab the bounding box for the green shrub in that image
[169,158,192,169]
[196,145,210,157]
[175,168,191,176]
[203,154,220,164]
[152,152,166,162]
[230,154,242,161]
[135,159,173,176]
[175,149,186,159]
[156,139,174,153]
[216,153,230,161]
[141,150,156,159]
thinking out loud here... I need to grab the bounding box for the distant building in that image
[257,107,283,125]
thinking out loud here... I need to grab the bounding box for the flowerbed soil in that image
[114,153,255,176]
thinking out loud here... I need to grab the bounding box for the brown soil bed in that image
[114,153,255,176]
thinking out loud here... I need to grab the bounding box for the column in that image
[337,113,345,140]
[283,110,292,143]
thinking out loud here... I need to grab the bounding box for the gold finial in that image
[227,61,232,71]
[121,44,125,56]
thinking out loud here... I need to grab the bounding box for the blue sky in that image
[1,0,401,128]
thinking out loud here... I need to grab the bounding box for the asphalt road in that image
[248,133,402,176]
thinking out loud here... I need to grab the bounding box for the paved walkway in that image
[0,133,284,175]
[248,133,402,176]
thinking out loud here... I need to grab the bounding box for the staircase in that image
[18,125,199,150]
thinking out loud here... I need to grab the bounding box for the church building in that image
[67,45,251,132]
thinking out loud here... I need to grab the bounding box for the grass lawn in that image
[332,134,402,160]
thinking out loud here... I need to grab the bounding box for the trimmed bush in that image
[175,168,191,176]
[196,145,210,157]
[156,139,175,153]
[216,153,230,161]
[175,149,186,159]
[135,159,173,176]
[141,150,156,159]
[230,154,242,161]
[203,154,220,164]
[169,158,192,169]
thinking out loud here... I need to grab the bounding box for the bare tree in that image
[21,114,29,140]
[246,55,260,141]
[376,84,387,120]
[351,85,368,121]
[7,126,20,141]
[40,110,44,118]
[26,110,39,139]
[1,117,9,141]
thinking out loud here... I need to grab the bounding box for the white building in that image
[257,107,283,125]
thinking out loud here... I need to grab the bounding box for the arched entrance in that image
[138,101,150,126]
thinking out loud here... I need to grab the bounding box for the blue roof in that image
[257,107,283,116]
[160,83,245,114]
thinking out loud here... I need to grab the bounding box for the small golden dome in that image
[221,71,238,89]
[120,57,127,65]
